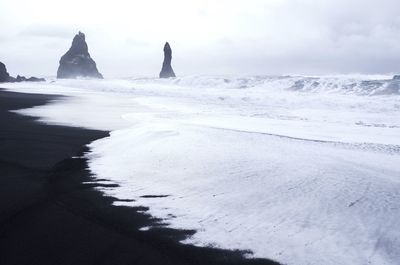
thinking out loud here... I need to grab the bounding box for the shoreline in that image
[0,89,279,265]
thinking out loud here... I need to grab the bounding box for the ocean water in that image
[3,75,400,265]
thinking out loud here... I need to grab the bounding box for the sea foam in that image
[2,75,400,265]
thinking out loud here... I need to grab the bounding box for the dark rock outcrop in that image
[392,75,400,80]
[57,32,103,79]
[159,42,176,78]
[0,61,45,83]
[14,75,45,82]
[0,62,10,82]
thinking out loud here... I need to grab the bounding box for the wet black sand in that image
[0,89,279,265]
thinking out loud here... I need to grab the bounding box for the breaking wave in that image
[129,74,400,95]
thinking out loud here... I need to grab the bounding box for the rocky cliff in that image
[0,62,10,82]
[0,61,45,83]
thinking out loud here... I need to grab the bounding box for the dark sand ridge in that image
[0,89,279,265]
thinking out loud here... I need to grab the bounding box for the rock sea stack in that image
[159,42,176,78]
[57,32,103,79]
[0,61,45,83]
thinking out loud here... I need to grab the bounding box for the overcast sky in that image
[1,0,400,77]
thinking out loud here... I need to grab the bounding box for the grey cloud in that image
[125,38,150,47]
[19,25,73,39]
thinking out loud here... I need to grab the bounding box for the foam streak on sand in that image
[3,75,400,265]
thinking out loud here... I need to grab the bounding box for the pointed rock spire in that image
[159,42,176,78]
[57,31,103,79]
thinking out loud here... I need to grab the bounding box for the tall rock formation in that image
[57,32,103,79]
[159,42,176,78]
[0,62,10,82]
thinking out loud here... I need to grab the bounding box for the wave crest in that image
[130,75,400,95]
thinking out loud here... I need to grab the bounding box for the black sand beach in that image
[0,89,279,265]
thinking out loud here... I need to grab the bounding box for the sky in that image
[0,0,400,77]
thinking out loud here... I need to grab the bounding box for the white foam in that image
[2,75,400,265]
